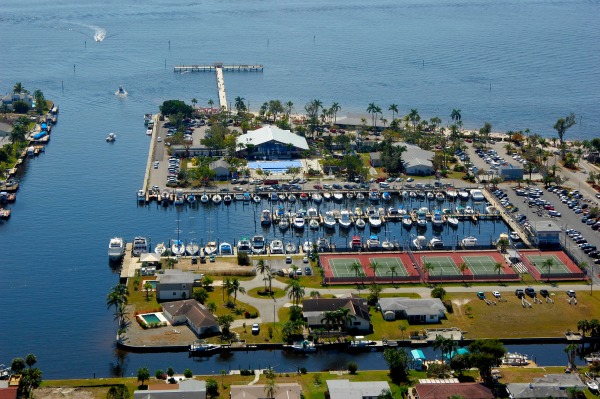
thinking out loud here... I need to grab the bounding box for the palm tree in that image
[222,277,232,301]
[554,113,577,161]
[234,96,246,113]
[191,98,198,108]
[264,378,278,399]
[564,343,578,370]
[493,262,504,278]
[143,281,154,301]
[321,311,338,332]
[331,102,341,124]
[369,261,380,283]
[208,99,214,109]
[13,82,23,93]
[497,237,510,253]
[291,264,299,278]
[336,307,357,331]
[450,109,462,125]
[285,101,294,120]
[432,335,448,361]
[228,278,246,303]
[106,284,129,311]
[542,258,555,282]
[389,104,399,122]
[422,261,434,282]
[458,262,468,285]
[374,106,382,129]
[256,259,271,293]
[350,261,363,282]
[286,280,305,306]
[367,102,377,128]
[577,319,590,337]
[409,109,420,130]
[399,325,407,339]
[388,265,397,286]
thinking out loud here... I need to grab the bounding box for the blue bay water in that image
[0,0,598,378]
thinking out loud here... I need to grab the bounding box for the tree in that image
[208,99,214,108]
[20,367,42,398]
[25,354,37,369]
[137,367,150,387]
[367,102,378,128]
[142,281,153,301]
[369,260,380,283]
[493,262,504,278]
[367,282,382,305]
[383,348,410,383]
[184,368,193,378]
[399,325,407,339]
[467,339,506,381]
[577,319,590,337]
[389,104,399,122]
[206,378,219,398]
[107,385,130,399]
[256,259,271,293]
[554,113,577,161]
[331,102,341,124]
[10,121,28,143]
[222,277,232,301]
[264,377,278,399]
[542,258,555,282]
[13,82,24,93]
[409,109,420,130]
[348,361,358,374]
[431,287,446,300]
[234,96,246,113]
[11,358,25,373]
[217,314,235,335]
[193,287,209,304]
[450,354,470,376]
[422,261,434,281]
[159,100,193,117]
[451,109,462,125]
[228,278,246,303]
[286,280,305,306]
[564,343,578,369]
[497,237,510,253]
[459,262,468,284]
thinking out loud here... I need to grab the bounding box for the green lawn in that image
[246,287,286,299]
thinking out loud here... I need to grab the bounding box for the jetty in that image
[215,66,228,111]
[174,63,263,73]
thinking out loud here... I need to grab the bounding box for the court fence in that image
[426,273,519,283]
[324,274,421,285]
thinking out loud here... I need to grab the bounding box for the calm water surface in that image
[0,0,599,378]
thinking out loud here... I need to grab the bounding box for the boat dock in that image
[215,66,228,111]
[173,64,264,73]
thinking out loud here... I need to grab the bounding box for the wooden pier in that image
[215,66,228,111]
[173,64,264,73]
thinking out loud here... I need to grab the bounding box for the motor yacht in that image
[302,241,313,253]
[132,236,149,257]
[108,237,125,260]
[382,239,394,250]
[461,236,478,247]
[285,242,297,254]
[200,193,210,203]
[293,215,305,229]
[447,216,459,227]
[252,194,261,203]
[412,235,427,250]
[261,209,272,225]
[458,189,470,201]
[416,208,427,228]
[137,189,145,202]
[270,239,284,254]
[355,218,366,229]
[333,192,344,201]
[402,214,412,228]
[307,207,319,218]
[509,231,521,241]
[346,192,354,200]
[382,191,391,201]
[312,193,323,203]
[323,192,332,201]
[369,190,380,202]
[237,238,252,254]
[171,240,186,256]
[426,191,435,200]
[106,132,116,142]
[219,242,233,255]
[367,235,380,249]
[436,192,445,201]
[368,209,382,228]
[299,192,309,202]
[288,193,297,203]
[252,235,266,254]
[446,189,458,200]
[432,210,444,227]
[317,237,330,251]
[350,235,362,249]
[339,209,352,228]
[323,211,337,229]
[223,194,232,204]
[309,219,320,229]
[356,192,365,201]
[470,189,485,202]
[187,194,196,205]
[279,218,289,231]
[430,237,444,249]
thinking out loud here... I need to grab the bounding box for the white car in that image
[251,323,260,335]
[157,136,162,142]
[492,291,501,298]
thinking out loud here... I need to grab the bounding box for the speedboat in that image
[243,192,251,202]
[416,209,427,228]
[501,352,529,366]
[279,218,290,231]
[458,189,470,201]
[426,191,435,200]
[204,241,218,256]
[115,85,128,96]
[223,194,233,204]
[417,191,426,199]
[219,242,233,255]
[252,235,266,254]
[278,193,286,202]
[436,192,445,201]
[402,214,412,228]
[350,235,362,249]
[587,379,599,392]
[409,191,417,199]
[270,192,279,201]
[309,219,320,229]
[461,236,478,247]
[333,192,344,201]
[382,191,391,202]
[464,206,474,214]
[401,190,408,199]
[323,211,337,229]
[355,218,366,229]
[367,235,380,249]
[470,189,485,201]
[212,194,222,204]
[447,216,459,227]
[173,190,185,206]
[290,340,317,353]
[132,237,149,257]
[356,192,365,201]
[303,241,313,253]
[317,237,330,251]
[235,193,244,201]
[432,210,444,227]
[382,239,394,250]
[106,132,116,142]
[288,193,297,203]
[509,231,521,241]
[312,193,323,203]
[346,192,354,200]
[299,192,309,202]
[252,194,261,203]
[154,242,166,256]
[368,208,382,228]
[446,189,458,200]
[285,242,297,254]
[137,189,146,202]
[307,207,319,218]
[388,207,399,216]
[486,205,499,215]
[189,341,220,355]
[171,240,186,256]
[261,209,272,225]
[294,215,305,229]
[430,237,444,249]
[270,240,284,254]
[238,237,252,254]
[146,127,153,136]
[187,194,196,204]
[186,240,200,256]
[108,237,125,260]
[200,193,210,203]
[323,192,331,201]
[412,235,427,250]
[369,190,380,202]
[354,207,364,217]
[161,191,170,206]
[339,209,352,228]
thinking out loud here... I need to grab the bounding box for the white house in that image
[161,299,219,336]
[134,380,206,399]
[0,92,33,110]
[302,295,371,332]
[156,269,195,301]
[230,383,302,399]
[378,298,446,323]
[327,380,391,399]
[394,143,435,175]
[236,125,309,159]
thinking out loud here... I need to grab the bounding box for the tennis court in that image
[369,257,409,277]
[421,255,461,276]
[328,257,362,278]
[525,254,571,275]
[463,255,505,275]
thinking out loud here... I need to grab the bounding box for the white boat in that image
[309,219,320,229]
[486,205,499,215]
[432,210,444,226]
[261,209,272,225]
[137,189,145,202]
[413,235,427,250]
[108,237,125,260]
[368,208,382,228]
[356,192,365,201]
[146,127,153,136]
[154,242,166,256]
[285,242,297,254]
[402,214,412,228]
[204,241,218,256]
[223,194,232,204]
[303,241,313,253]
[173,189,185,206]
[587,380,599,392]
[171,240,186,256]
[367,235,380,249]
[189,341,220,354]
[288,193,297,203]
[312,193,323,203]
[470,189,485,201]
[252,235,266,254]
[382,240,394,250]
[461,236,478,247]
[279,218,289,231]
[346,192,354,200]
[446,189,458,200]
[436,192,445,201]
[409,191,417,199]
[270,192,279,201]
[200,193,209,203]
[447,216,459,227]
[339,209,352,228]
[332,192,342,201]
[323,211,337,229]
[355,218,366,229]
[426,191,435,200]
[212,194,222,204]
[270,239,284,254]
[501,352,529,366]
[219,242,233,255]
[317,237,330,251]
[307,207,319,218]
[106,132,116,142]
[235,193,245,201]
[115,85,128,96]
[186,241,199,256]
[132,236,149,257]
[294,215,305,229]
[323,192,331,201]
[509,231,521,241]
[369,190,380,202]
[430,237,444,249]
[458,189,470,201]
[401,190,408,198]
[187,194,196,204]
[290,340,317,353]
[464,206,474,214]
[585,353,600,363]
[252,194,261,203]
[416,209,427,228]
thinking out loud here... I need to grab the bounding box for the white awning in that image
[140,253,161,263]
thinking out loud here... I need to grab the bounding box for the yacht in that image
[132,237,149,257]
[173,190,185,206]
[402,214,412,228]
[436,192,445,201]
[312,193,323,203]
[203,241,217,256]
[461,236,478,247]
[401,190,408,199]
[388,207,399,216]
[171,240,186,256]
[115,85,128,96]
[409,191,417,199]
[285,242,297,254]
[223,194,233,204]
[501,353,529,366]
[252,194,261,203]
[356,192,365,201]
[252,235,266,254]
[323,192,332,201]
[369,210,382,228]
[307,207,319,218]
[446,189,458,200]
[426,191,435,200]
[458,189,470,201]
[219,242,233,255]
[339,209,352,228]
[382,191,391,202]
[161,191,170,206]
[270,239,284,254]
[302,241,313,254]
[289,340,317,353]
[369,190,380,202]
[108,237,125,260]
[137,189,145,202]
[279,218,290,231]
[187,194,196,205]
[470,189,485,202]
[212,194,222,204]
[323,211,337,229]
[154,242,166,256]
[237,237,252,254]
[261,209,272,225]
[417,191,426,199]
[200,193,210,204]
[317,237,330,251]
[106,132,116,142]
[412,235,427,250]
[464,206,474,215]
[146,127,153,136]
[288,193,297,203]
[382,239,394,250]
[350,235,362,249]
[346,192,354,200]
[333,192,344,201]
[270,192,279,201]
[432,210,444,227]
[293,215,305,229]
[430,237,444,249]
[299,192,309,202]
[416,208,427,228]
[355,218,366,229]
[509,231,521,241]
[186,240,200,256]
[235,193,245,201]
[585,353,600,363]
[243,192,251,202]
[367,235,380,249]
[354,207,364,217]
[447,216,459,227]
[309,219,320,229]
[189,341,221,355]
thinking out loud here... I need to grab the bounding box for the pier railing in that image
[174,64,264,73]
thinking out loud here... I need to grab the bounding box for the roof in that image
[392,142,434,169]
[162,299,218,328]
[327,380,390,399]
[506,384,567,399]
[415,383,493,399]
[230,383,302,399]
[370,152,381,160]
[237,125,309,150]
[133,380,206,399]
[333,113,377,128]
[378,298,445,316]
[500,163,523,171]
[530,220,561,233]
[209,158,230,170]
[140,253,161,263]
[405,157,433,169]
[302,297,370,325]
[157,269,196,284]
[532,373,585,387]
[0,387,18,399]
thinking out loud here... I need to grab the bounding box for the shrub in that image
[183,369,193,378]
[347,361,358,374]
[237,252,250,266]
[206,379,219,398]
[299,367,307,374]
[313,373,322,385]
[155,370,165,379]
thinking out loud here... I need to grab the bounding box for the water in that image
[0,0,599,379]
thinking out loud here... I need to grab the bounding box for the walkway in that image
[215,66,228,111]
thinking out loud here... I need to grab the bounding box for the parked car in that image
[567,290,576,298]
[477,291,486,299]
[515,289,524,298]
[251,323,260,335]
[540,289,549,298]
[492,291,501,298]
[525,287,536,297]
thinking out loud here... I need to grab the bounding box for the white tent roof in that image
[237,125,309,150]
[140,253,161,262]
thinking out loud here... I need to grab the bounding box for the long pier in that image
[173,64,264,73]
[215,66,228,111]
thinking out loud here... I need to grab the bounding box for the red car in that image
[465,139,473,143]
[376,177,386,183]
[313,184,323,190]
[544,205,555,210]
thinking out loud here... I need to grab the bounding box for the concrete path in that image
[248,370,261,385]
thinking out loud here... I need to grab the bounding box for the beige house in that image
[230,383,302,399]
[156,269,195,301]
[162,299,219,336]
[302,295,371,332]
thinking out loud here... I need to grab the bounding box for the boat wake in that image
[92,25,107,42]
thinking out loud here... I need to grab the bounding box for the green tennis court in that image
[463,255,504,275]
[421,256,461,276]
[328,257,362,277]
[525,254,571,274]
[369,257,409,277]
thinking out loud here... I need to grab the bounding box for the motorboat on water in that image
[409,191,417,199]
[303,241,313,253]
[309,219,320,229]
[388,207,399,216]
[432,210,444,227]
[356,192,365,201]
[200,193,210,203]
[294,215,305,229]
[470,189,485,202]
[154,242,166,256]
[323,192,332,201]
[339,209,352,228]
[132,236,149,257]
[413,235,427,250]
[509,231,521,241]
[486,205,499,215]
[137,189,145,202]
[243,192,251,202]
[219,242,233,255]
[350,235,362,249]
[173,190,185,206]
[223,194,233,204]
[323,211,337,229]
[288,193,297,203]
[382,191,391,201]
[299,192,309,202]
[261,209,272,225]
[108,237,125,260]
[367,207,382,228]
[171,240,186,256]
[317,237,330,251]
[430,237,444,249]
[187,194,196,204]
[447,216,459,227]
[146,127,153,136]
[290,340,317,353]
[461,236,478,247]
[585,353,600,363]
[270,192,279,201]
[436,192,445,201]
[369,190,380,202]
[346,192,354,200]
[307,207,319,218]
[354,207,364,217]
[426,191,435,200]
[312,193,323,203]
[367,235,380,249]
[501,352,529,366]
[237,237,252,254]
[464,206,474,214]
[235,193,244,201]
[382,239,394,250]
[253,194,261,203]
[446,189,458,200]
[270,239,284,254]
[417,208,427,228]
[458,189,470,201]
[285,242,297,254]
[161,191,170,206]
[212,194,222,204]
[401,190,408,199]
[189,341,220,355]
[333,192,344,201]
[203,241,217,256]
[106,132,116,142]
[115,85,127,96]
[186,241,199,256]
[252,235,266,254]
[402,214,412,228]
[279,218,290,231]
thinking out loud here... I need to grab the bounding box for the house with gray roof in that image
[529,220,561,249]
[378,298,445,323]
[156,269,195,301]
[230,383,302,399]
[0,92,33,110]
[327,379,390,399]
[236,125,309,159]
[134,379,206,399]
[412,383,493,399]
[394,143,435,175]
[334,114,381,131]
[506,374,585,399]
[162,299,219,336]
[302,295,371,332]
[209,158,231,180]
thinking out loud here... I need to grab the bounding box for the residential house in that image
[302,295,371,332]
[327,380,390,399]
[0,92,33,110]
[133,379,206,399]
[156,269,195,301]
[161,299,219,336]
[411,383,493,399]
[230,383,302,399]
[378,298,445,323]
[334,114,381,131]
[369,152,382,167]
[209,158,231,180]
[393,143,434,175]
[506,374,586,399]
[236,125,309,159]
